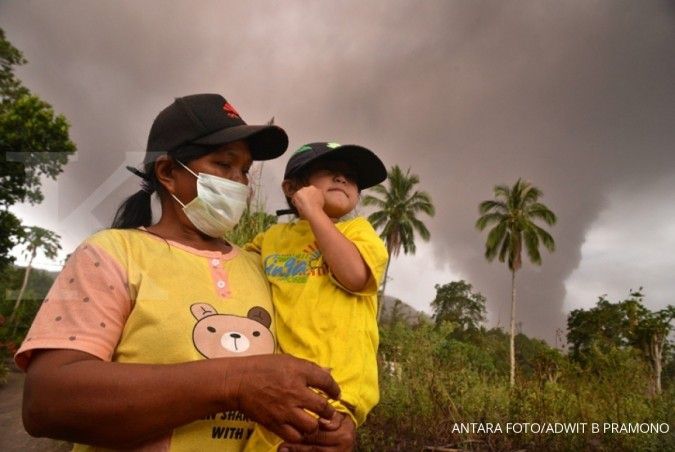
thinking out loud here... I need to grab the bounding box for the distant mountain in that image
[5,265,59,301]
[379,295,431,325]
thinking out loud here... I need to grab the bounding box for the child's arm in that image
[292,186,370,292]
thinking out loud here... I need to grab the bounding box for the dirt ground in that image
[0,365,72,452]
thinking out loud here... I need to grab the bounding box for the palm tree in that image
[9,226,61,333]
[476,178,556,387]
[361,165,435,322]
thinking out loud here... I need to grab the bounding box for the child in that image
[244,142,389,450]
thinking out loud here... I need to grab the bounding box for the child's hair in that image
[112,143,220,228]
[280,166,311,217]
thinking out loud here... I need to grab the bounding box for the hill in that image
[379,295,431,325]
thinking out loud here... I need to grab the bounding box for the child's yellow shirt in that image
[246,216,388,425]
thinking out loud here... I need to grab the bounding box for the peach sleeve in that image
[14,241,132,371]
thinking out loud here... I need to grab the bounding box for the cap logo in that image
[327,142,341,149]
[295,145,313,154]
[222,102,240,119]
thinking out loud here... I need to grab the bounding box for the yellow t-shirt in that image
[16,228,276,451]
[246,216,388,425]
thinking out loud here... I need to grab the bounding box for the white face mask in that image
[171,161,250,238]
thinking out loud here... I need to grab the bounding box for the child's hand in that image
[292,186,325,219]
[280,412,356,451]
[317,410,343,431]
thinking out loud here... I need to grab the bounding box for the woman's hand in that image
[232,354,341,443]
[278,412,356,452]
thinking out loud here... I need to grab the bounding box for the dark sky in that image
[2,0,674,343]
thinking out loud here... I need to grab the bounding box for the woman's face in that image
[173,140,252,204]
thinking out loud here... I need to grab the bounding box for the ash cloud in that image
[1,1,674,342]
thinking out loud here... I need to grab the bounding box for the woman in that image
[15,94,355,451]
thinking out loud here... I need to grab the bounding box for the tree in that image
[567,288,674,395]
[225,138,277,247]
[0,28,75,273]
[633,304,674,395]
[515,334,566,384]
[475,178,556,387]
[362,165,435,322]
[8,226,61,333]
[567,295,629,362]
[431,280,486,333]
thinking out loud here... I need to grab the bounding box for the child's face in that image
[306,160,360,219]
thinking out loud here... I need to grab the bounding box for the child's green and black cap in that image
[283,142,387,190]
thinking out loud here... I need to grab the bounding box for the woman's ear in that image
[281,179,298,198]
[154,155,177,195]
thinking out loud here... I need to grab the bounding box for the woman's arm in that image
[24,349,339,449]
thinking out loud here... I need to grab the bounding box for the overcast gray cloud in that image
[564,173,675,312]
[2,0,674,343]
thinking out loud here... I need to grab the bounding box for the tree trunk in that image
[650,334,663,396]
[509,269,516,388]
[9,250,36,334]
[377,254,392,323]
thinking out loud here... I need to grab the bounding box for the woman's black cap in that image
[144,93,288,164]
[284,142,387,190]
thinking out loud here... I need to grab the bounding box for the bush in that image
[358,322,674,451]
[0,265,56,386]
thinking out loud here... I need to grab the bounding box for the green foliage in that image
[515,333,568,384]
[0,27,75,274]
[15,226,61,265]
[7,226,61,331]
[568,295,631,361]
[476,178,556,271]
[225,157,277,247]
[362,165,435,258]
[226,207,277,247]
[1,265,56,382]
[359,321,675,451]
[663,349,675,391]
[1,266,54,338]
[438,338,503,377]
[0,210,22,270]
[0,28,27,99]
[475,178,557,387]
[361,165,435,320]
[431,280,486,333]
[568,289,674,395]
[0,94,74,203]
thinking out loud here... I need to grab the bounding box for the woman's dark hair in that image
[111,143,220,229]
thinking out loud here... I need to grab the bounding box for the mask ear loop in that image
[176,160,199,179]
[162,160,195,208]
[167,160,199,208]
